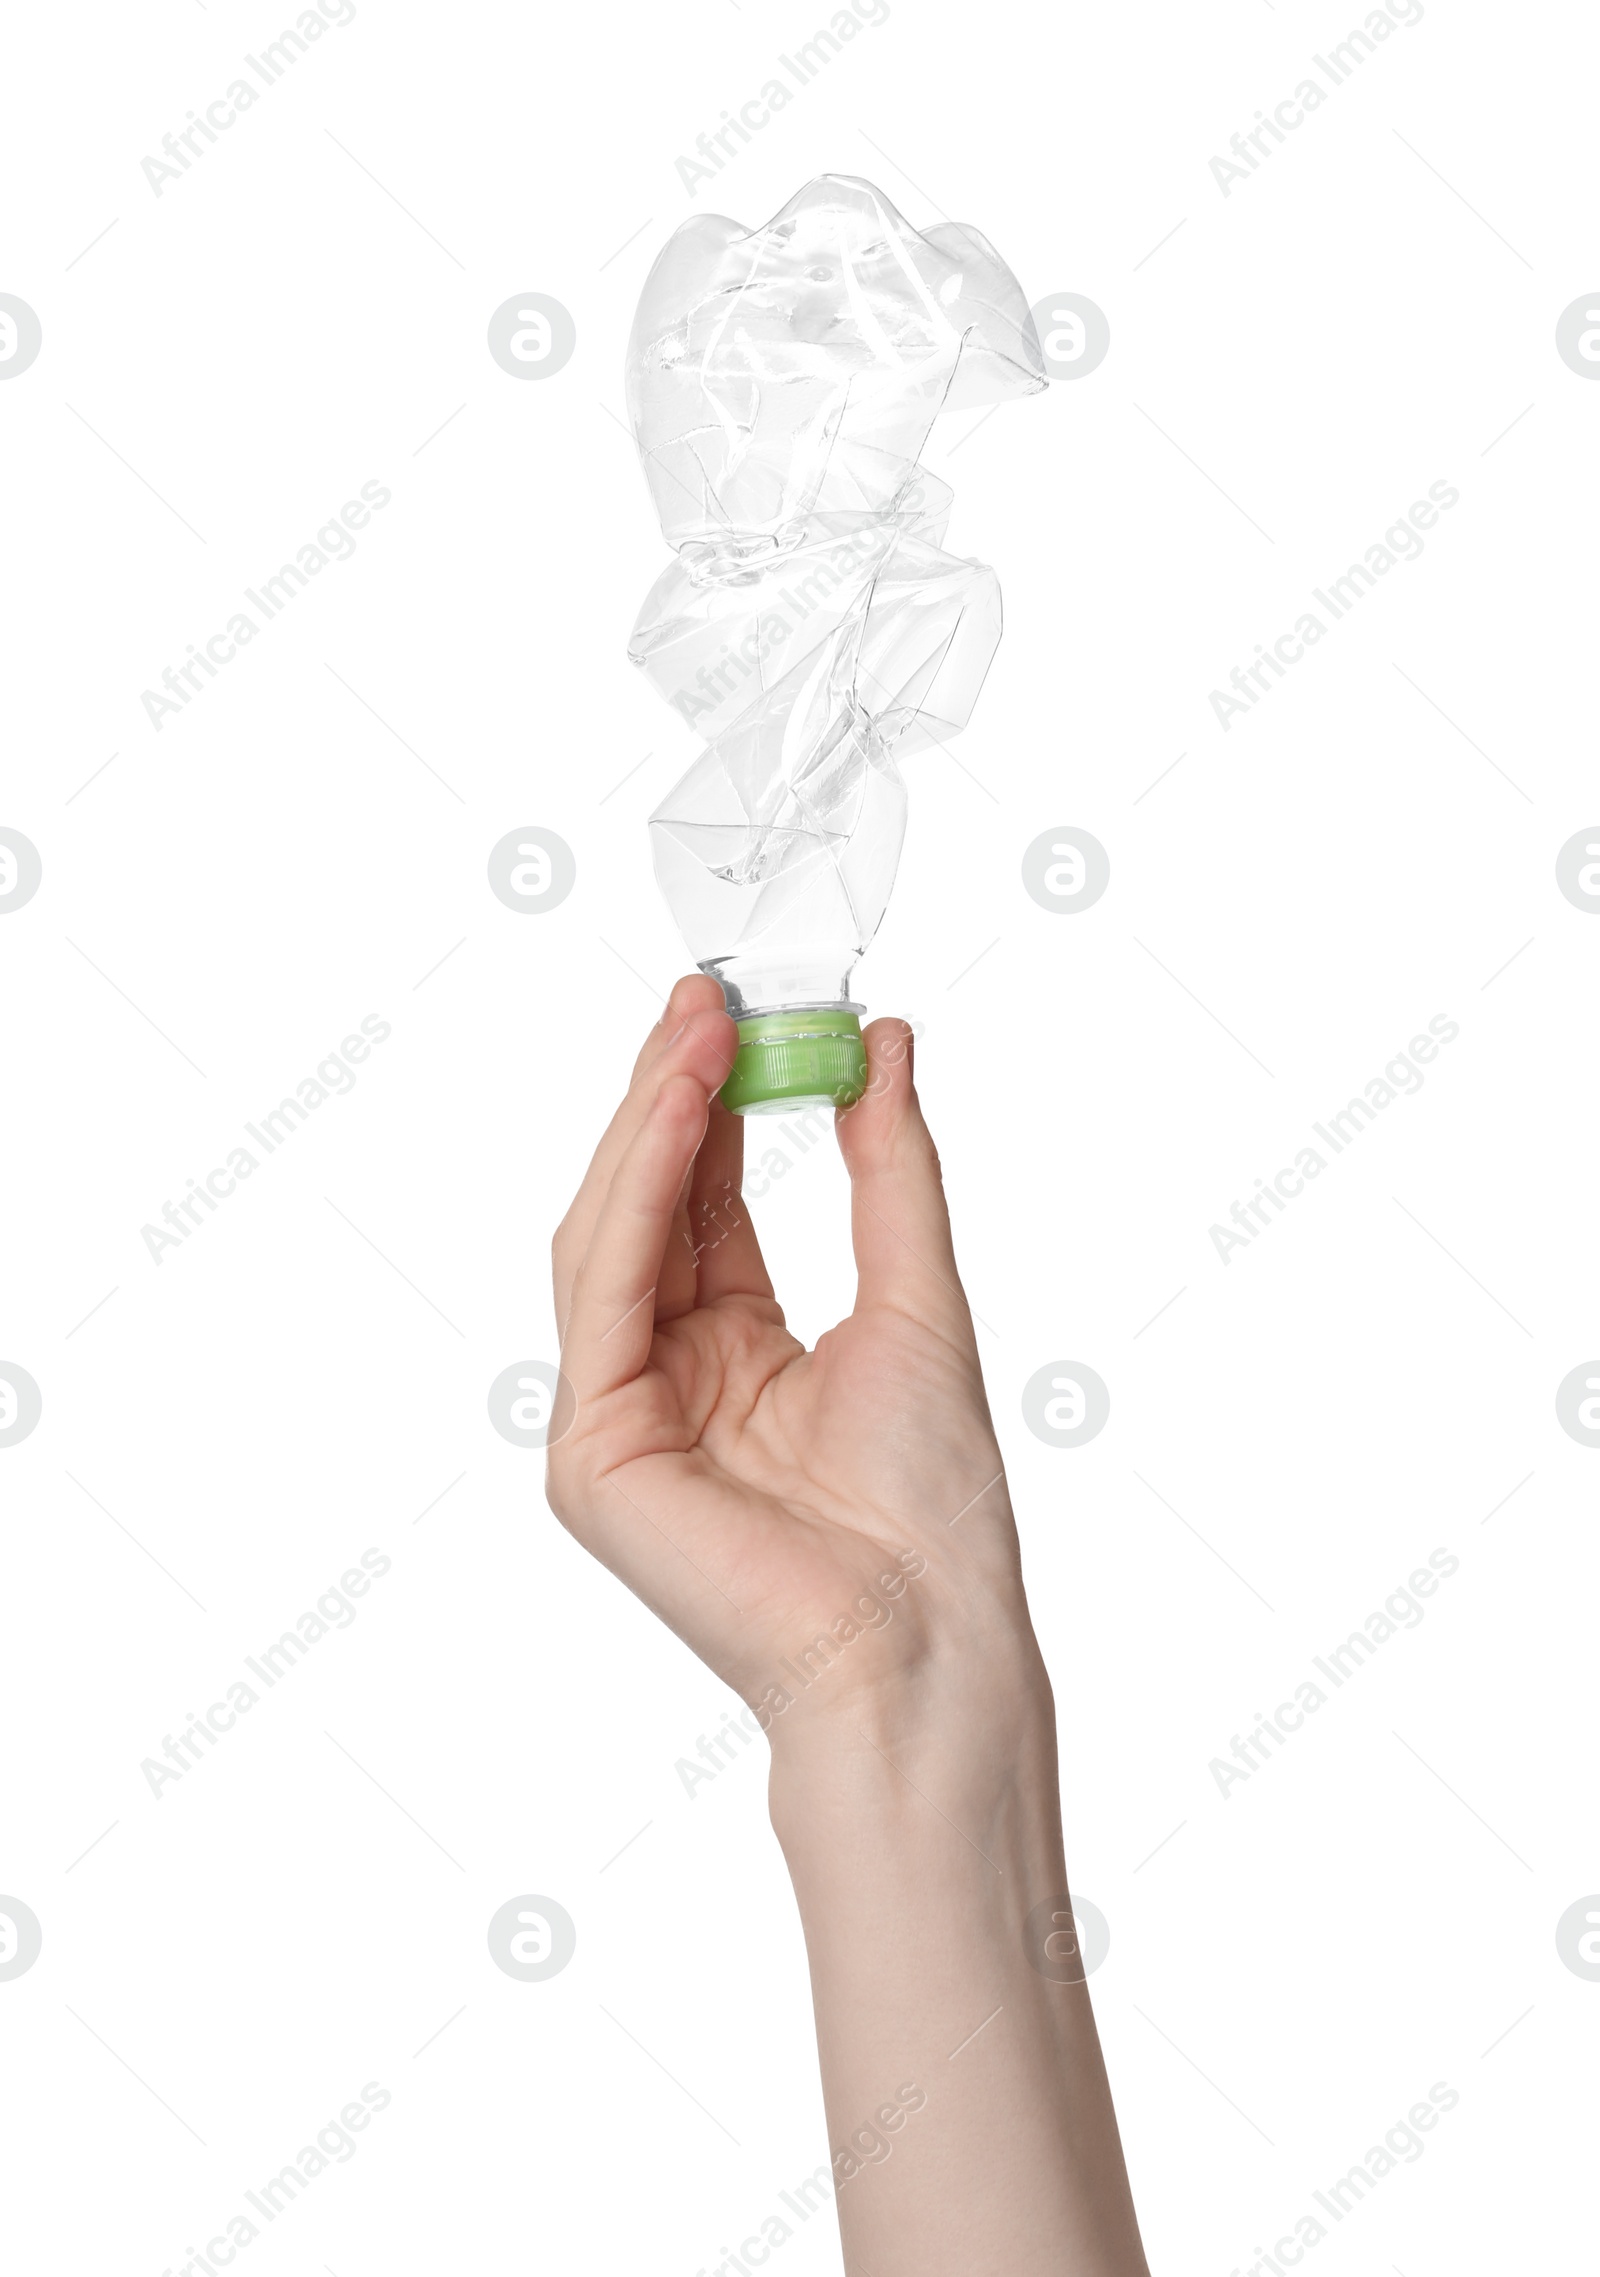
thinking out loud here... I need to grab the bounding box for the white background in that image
[2,1,1595,2271]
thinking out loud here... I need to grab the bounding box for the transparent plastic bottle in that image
[626,174,1044,1114]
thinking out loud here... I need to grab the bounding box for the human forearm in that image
[770,1669,1150,2277]
[549,986,1147,2271]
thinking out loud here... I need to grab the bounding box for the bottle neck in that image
[702,955,859,1020]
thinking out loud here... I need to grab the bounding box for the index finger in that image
[559,1072,711,1403]
[552,975,734,1325]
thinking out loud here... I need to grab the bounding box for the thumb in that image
[835,1019,975,1338]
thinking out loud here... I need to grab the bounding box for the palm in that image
[551,980,1014,1711]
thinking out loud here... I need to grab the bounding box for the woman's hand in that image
[548,973,1048,1756]
[547,974,1149,2275]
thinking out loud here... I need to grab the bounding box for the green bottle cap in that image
[719,1008,868,1116]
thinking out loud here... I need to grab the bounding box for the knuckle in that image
[544,1442,582,1519]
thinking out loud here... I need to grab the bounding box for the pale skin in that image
[549,974,1150,2277]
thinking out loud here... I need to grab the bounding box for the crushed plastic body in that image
[626,174,1045,1018]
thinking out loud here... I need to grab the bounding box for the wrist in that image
[766,1648,1062,1873]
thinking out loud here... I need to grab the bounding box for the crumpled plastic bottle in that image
[626,174,1045,1114]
